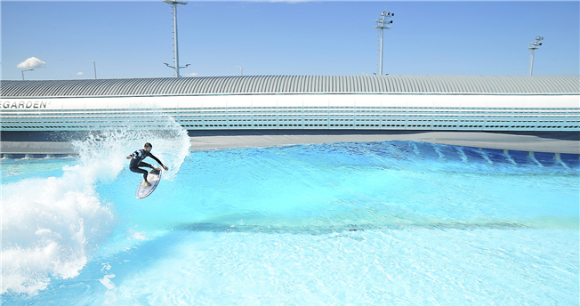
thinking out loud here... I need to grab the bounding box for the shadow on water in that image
[175,220,554,235]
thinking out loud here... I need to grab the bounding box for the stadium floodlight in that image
[375,10,394,75]
[528,36,544,76]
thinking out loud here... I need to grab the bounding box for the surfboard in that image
[136,169,162,199]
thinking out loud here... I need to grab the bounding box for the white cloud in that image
[183,72,198,77]
[77,72,84,75]
[17,57,46,69]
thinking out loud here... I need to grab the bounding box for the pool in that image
[1,127,579,305]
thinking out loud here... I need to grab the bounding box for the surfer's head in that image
[144,142,152,152]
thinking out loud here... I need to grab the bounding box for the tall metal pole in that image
[529,50,535,76]
[375,11,394,75]
[172,3,180,78]
[528,36,544,76]
[378,28,384,75]
[163,0,188,78]
[93,61,97,79]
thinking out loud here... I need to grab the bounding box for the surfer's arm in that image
[148,153,168,170]
[128,150,140,159]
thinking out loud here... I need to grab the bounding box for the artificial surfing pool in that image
[1,127,579,305]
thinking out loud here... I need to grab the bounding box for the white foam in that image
[99,274,118,305]
[99,274,117,291]
[1,111,190,295]
[1,173,113,295]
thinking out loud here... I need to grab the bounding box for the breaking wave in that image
[1,111,190,295]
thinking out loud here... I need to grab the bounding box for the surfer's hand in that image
[126,156,131,159]
[163,165,169,171]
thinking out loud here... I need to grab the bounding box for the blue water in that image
[1,137,579,305]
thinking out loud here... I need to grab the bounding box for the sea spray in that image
[1,111,190,295]
[71,109,190,181]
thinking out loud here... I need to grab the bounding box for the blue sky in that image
[2,1,578,80]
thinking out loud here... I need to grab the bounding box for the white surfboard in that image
[136,169,162,199]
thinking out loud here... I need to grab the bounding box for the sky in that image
[1,1,579,80]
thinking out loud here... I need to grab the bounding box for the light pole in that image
[93,61,97,79]
[375,10,394,75]
[236,66,243,76]
[163,0,189,78]
[528,36,544,76]
[164,62,190,75]
[21,69,33,80]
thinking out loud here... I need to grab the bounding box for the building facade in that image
[1,75,578,132]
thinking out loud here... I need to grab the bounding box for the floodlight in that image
[528,36,545,75]
[375,8,394,75]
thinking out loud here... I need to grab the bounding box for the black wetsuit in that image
[129,149,164,182]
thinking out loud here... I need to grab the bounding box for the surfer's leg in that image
[130,167,150,182]
[139,162,160,171]
[136,163,155,180]
[138,162,153,169]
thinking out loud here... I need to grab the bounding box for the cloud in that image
[182,72,198,77]
[17,57,46,69]
[77,72,84,75]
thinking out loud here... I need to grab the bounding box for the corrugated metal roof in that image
[1,75,578,98]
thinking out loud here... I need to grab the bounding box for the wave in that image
[1,111,190,295]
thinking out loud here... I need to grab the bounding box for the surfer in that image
[127,142,169,186]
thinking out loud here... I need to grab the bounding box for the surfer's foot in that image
[143,181,152,187]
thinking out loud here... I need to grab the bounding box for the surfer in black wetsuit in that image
[127,142,169,186]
